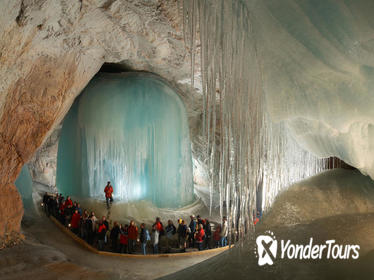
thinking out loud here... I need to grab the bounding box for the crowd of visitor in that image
[42,192,230,255]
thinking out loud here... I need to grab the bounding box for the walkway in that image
[0,213,230,280]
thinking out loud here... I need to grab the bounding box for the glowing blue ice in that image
[15,165,33,210]
[56,73,194,208]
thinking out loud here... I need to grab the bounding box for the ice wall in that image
[251,0,374,178]
[15,165,34,210]
[56,73,194,208]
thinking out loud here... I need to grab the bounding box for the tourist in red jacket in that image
[97,221,107,251]
[128,220,138,253]
[153,217,164,234]
[58,201,65,224]
[119,224,129,254]
[70,209,81,235]
[104,181,114,209]
[195,224,205,251]
[64,196,73,207]
[213,225,221,248]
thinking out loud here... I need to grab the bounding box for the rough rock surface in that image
[0,0,204,245]
[28,125,61,189]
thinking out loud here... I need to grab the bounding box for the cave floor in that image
[0,214,227,280]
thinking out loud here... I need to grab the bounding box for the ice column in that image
[56,73,194,208]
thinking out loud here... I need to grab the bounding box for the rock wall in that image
[29,124,61,189]
[0,0,203,246]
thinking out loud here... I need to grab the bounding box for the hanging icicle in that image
[182,0,326,243]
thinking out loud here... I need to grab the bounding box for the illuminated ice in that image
[56,73,194,208]
[15,165,34,210]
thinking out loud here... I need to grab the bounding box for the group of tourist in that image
[42,192,230,255]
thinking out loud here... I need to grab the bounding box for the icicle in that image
[182,0,327,241]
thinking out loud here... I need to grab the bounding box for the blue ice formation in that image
[15,164,34,210]
[56,73,194,208]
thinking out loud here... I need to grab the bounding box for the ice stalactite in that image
[182,0,326,240]
[56,73,194,209]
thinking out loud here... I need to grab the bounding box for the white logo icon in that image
[256,231,277,266]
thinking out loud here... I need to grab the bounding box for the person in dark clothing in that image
[166,220,176,235]
[47,196,54,217]
[165,220,176,252]
[177,219,188,251]
[110,222,120,252]
[45,195,53,217]
[42,192,49,215]
[204,219,212,249]
[197,215,203,225]
[139,223,150,255]
[48,196,58,217]
[64,204,73,227]
[86,216,94,245]
[80,210,89,240]
[189,215,197,248]
[58,194,64,207]
[73,202,78,212]
[76,203,82,215]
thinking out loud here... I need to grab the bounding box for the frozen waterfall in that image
[56,73,194,209]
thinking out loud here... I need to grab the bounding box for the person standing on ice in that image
[104,181,114,209]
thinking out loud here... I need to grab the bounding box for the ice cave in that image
[56,73,194,208]
[2,0,374,280]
